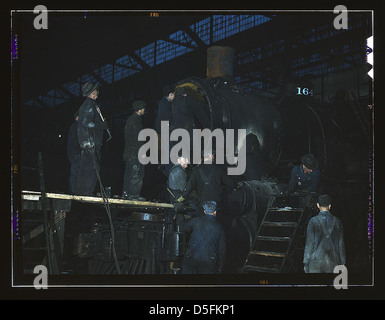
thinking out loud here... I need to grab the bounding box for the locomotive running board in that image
[21,190,174,208]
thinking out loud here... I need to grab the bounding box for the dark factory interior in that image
[11,10,374,286]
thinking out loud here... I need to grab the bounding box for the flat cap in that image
[132,100,147,111]
[301,153,319,170]
[202,201,217,214]
[82,82,99,97]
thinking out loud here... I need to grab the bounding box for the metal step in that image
[269,207,303,212]
[249,250,285,258]
[256,235,290,242]
[243,265,280,273]
[262,221,297,227]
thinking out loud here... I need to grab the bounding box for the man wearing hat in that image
[171,85,210,135]
[176,201,226,274]
[156,84,175,176]
[288,153,321,194]
[156,84,175,134]
[75,82,109,196]
[122,100,147,201]
[303,194,346,273]
[178,151,238,217]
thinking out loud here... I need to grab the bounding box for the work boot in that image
[129,194,146,201]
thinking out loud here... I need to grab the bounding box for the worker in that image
[75,82,109,196]
[171,85,210,135]
[178,151,239,217]
[122,100,147,201]
[167,156,189,203]
[67,110,81,194]
[156,84,175,134]
[176,201,226,274]
[303,194,346,273]
[156,84,175,176]
[288,153,321,194]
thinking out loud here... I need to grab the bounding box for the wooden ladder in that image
[242,195,307,273]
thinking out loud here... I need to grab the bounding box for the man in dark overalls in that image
[288,153,321,193]
[176,201,226,274]
[179,152,237,217]
[156,84,175,134]
[303,194,346,273]
[75,82,109,196]
[288,153,321,214]
[156,85,175,176]
[167,156,189,203]
[122,100,147,201]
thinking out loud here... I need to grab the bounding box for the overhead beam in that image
[90,70,109,86]
[161,37,197,49]
[130,51,151,70]
[114,62,142,71]
[60,86,78,99]
[235,26,369,77]
[35,96,50,108]
[181,26,207,48]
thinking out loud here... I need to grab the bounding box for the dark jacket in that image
[67,119,81,162]
[168,164,188,200]
[156,96,172,133]
[303,211,346,272]
[182,163,235,204]
[77,98,104,148]
[123,112,143,161]
[177,214,226,271]
[288,164,321,193]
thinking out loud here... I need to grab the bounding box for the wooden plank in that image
[21,190,174,208]
[262,221,297,227]
[257,235,290,242]
[243,265,280,273]
[268,207,303,212]
[250,250,285,258]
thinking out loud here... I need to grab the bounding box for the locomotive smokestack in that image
[206,46,234,82]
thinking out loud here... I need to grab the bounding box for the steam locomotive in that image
[20,48,370,277]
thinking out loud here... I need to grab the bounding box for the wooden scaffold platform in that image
[19,190,174,275]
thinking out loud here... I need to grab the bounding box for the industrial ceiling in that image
[15,10,371,106]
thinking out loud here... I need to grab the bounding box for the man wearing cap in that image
[67,110,81,194]
[303,194,346,273]
[156,84,175,134]
[75,82,109,196]
[288,153,321,193]
[179,152,238,217]
[171,85,210,135]
[176,201,226,274]
[122,100,147,201]
[156,85,175,176]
